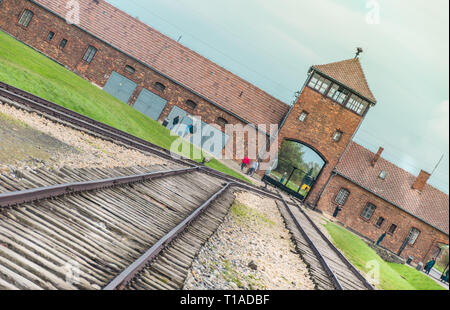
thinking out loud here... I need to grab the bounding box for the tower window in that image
[308,73,331,94]
[375,217,385,227]
[335,188,350,205]
[217,117,228,127]
[388,224,397,235]
[407,228,420,245]
[333,130,343,142]
[346,94,368,115]
[186,100,197,110]
[125,65,136,74]
[299,111,309,122]
[83,46,97,63]
[18,9,34,27]
[47,31,55,41]
[154,82,166,92]
[361,203,376,220]
[59,39,68,49]
[328,84,350,104]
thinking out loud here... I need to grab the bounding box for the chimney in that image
[371,147,384,167]
[412,170,431,192]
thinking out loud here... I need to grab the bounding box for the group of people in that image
[422,257,448,284]
[241,156,260,177]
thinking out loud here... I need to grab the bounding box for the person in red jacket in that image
[241,156,250,171]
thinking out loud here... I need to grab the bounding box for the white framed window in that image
[299,111,309,122]
[83,46,97,63]
[18,9,34,27]
[379,171,387,180]
[361,203,376,220]
[408,228,420,245]
[346,94,368,115]
[335,188,350,205]
[327,84,350,104]
[308,73,331,94]
[333,130,343,142]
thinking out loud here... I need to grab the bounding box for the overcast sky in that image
[107,0,449,193]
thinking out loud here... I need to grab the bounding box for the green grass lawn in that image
[0,30,250,183]
[325,222,446,290]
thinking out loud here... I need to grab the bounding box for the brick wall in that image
[0,0,268,160]
[318,174,449,264]
[275,85,364,206]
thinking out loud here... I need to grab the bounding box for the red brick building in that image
[0,0,289,158]
[0,0,448,264]
[317,143,449,264]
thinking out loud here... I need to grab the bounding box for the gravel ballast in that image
[183,192,315,290]
[0,102,165,172]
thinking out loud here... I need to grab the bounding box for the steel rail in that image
[0,167,199,208]
[278,193,344,290]
[104,182,231,290]
[290,198,375,290]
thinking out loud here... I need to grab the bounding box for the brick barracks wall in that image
[0,0,269,160]
[318,175,449,264]
[275,86,363,207]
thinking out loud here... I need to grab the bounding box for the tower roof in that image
[312,58,377,104]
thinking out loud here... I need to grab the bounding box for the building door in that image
[103,71,137,103]
[133,88,167,121]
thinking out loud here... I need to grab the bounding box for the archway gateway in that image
[262,139,327,200]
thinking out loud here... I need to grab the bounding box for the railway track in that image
[277,194,374,290]
[0,164,236,289]
[0,81,374,290]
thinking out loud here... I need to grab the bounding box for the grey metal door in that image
[103,71,137,103]
[166,106,229,158]
[133,88,167,121]
[198,122,229,158]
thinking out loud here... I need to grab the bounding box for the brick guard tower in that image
[268,56,377,207]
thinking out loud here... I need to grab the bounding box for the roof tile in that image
[32,0,289,127]
[313,58,377,103]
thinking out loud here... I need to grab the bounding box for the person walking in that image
[246,160,259,177]
[424,258,436,275]
[279,172,288,185]
[241,156,250,171]
[333,205,342,218]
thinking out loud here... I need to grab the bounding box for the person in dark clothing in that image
[172,116,180,126]
[424,258,436,275]
[376,232,387,246]
[441,269,449,283]
[246,161,259,176]
[333,206,342,218]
